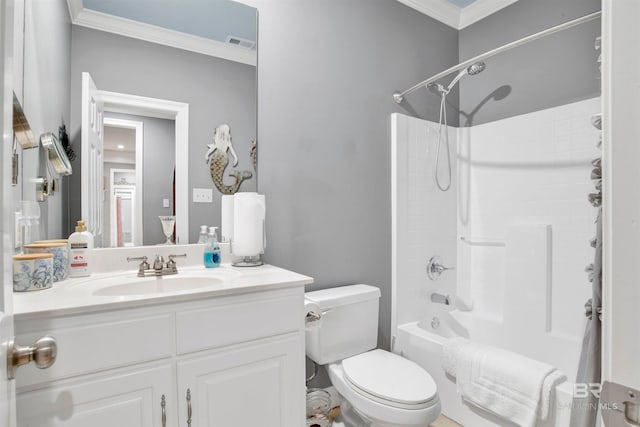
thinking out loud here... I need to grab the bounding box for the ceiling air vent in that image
[225,35,255,49]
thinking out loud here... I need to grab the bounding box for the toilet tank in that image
[305,284,381,365]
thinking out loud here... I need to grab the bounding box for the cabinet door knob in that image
[186,388,192,427]
[7,336,57,380]
[161,394,166,427]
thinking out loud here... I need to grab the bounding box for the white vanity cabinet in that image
[17,362,176,427]
[14,286,306,427]
[176,334,301,427]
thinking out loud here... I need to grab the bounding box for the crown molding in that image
[398,0,519,30]
[459,0,519,28]
[66,0,256,66]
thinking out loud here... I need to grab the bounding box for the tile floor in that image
[330,414,462,427]
[431,415,463,427]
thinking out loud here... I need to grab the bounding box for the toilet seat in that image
[342,349,438,410]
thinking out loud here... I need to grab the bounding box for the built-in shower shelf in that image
[459,236,506,247]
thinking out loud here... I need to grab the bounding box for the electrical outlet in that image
[192,188,213,203]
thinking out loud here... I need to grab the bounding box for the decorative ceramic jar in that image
[24,241,69,282]
[13,253,54,292]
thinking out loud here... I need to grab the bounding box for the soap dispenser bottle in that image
[68,220,94,277]
[204,226,221,268]
[197,225,208,243]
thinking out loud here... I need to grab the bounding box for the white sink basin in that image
[80,267,243,297]
[93,275,224,296]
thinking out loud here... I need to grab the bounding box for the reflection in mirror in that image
[79,78,188,247]
[103,118,143,247]
[103,112,177,247]
[17,0,260,247]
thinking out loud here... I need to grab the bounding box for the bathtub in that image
[394,317,575,427]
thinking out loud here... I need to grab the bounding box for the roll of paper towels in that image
[304,300,323,330]
[232,192,266,257]
[221,195,234,243]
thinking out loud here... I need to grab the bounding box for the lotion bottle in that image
[204,226,221,268]
[68,220,94,277]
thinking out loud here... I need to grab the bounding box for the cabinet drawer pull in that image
[161,394,166,427]
[186,388,192,427]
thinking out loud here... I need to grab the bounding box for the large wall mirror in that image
[15,0,257,249]
[68,0,259,247]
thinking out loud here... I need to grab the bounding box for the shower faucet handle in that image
[426,256,454,281]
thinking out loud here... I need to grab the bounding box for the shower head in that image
[446,61,486,92]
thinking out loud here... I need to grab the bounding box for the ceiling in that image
[398,0,519,29]
[104,126,135,153]
[446,0,479,8]
[82,0,257,47]
[67,0,257,65]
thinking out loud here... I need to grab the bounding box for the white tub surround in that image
[391,98,600,427]
[14,260,312,427]
[391,113,458,331]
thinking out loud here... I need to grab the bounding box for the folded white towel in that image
[442,338,565,427]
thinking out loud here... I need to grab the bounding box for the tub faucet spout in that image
[431,293,451,305]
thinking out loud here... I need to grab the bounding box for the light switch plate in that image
[162,198,170,208]
[192,188,213,203]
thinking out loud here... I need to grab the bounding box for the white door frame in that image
[0,0,16,424]
[104,118,143,247]
[601,0,640,391]
[99,91,189,244]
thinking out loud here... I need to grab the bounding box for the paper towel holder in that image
[232,254,263,267]
[230,217,265,267]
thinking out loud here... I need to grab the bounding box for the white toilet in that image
[305,284,441,427]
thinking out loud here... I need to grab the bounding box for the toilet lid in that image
[342,349,437,407]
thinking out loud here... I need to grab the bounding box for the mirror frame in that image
[93,90,189,244]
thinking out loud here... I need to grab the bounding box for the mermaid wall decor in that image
[205,124,253,195]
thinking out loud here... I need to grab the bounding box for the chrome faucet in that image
[153,255,165,272]
[127,254,187,277]
[430,293,451,305]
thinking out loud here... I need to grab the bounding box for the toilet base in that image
[339,400,369,427]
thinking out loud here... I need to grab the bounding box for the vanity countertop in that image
[14,263,313,319]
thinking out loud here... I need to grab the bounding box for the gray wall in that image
[255,0,459,351]
[458,0,601,125]
[104,112,176,246]
[69,26,257,243]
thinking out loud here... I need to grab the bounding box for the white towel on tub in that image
[442,338,565,427]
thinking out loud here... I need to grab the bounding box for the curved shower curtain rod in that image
[392,11,602,104]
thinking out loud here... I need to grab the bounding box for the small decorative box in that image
[24,241,69,282]
[13,253,54,292]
